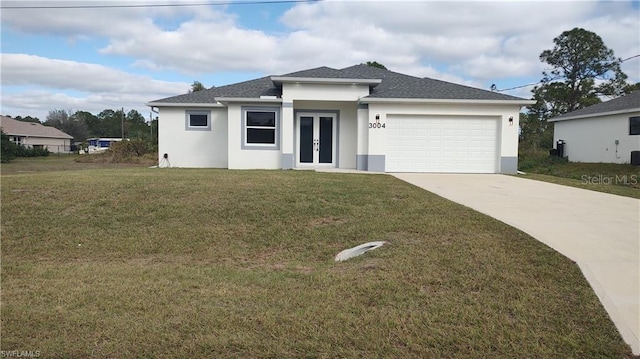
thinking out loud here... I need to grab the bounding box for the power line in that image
[492,54,640,92]
[1,0,321,9]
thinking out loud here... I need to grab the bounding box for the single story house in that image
[549,91,640,164]
[147,64,533,173]
[0,115,73,153]
[87,138,124,153]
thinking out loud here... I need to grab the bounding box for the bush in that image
[109,139,150,162]
[1,131,50,162]
[73,139,157,165]
[14,146,50,158]
[518,149,567,173]
[1,131,18,163]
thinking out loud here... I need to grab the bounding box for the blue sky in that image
[1,0,639,121]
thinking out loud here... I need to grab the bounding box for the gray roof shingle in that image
[151,76,280,103]
[149,64,527,104]
[341,64,524,101]
[551,91,640,121]
[279,66,361,79]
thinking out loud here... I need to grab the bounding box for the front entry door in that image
[296,113,336,167]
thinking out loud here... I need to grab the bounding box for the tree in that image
[364,61,387,70]
[44,109,89,142]
[532,28,627,119]
[13,115,41,123]
[1,130,18,163]
[125,109,150,141]
[522,28,628,151]
[189,81,206,92]
[74,111,100,137]
[622,82,640,94]
[97,109,125,138]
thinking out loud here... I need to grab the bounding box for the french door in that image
[296,113,336,167]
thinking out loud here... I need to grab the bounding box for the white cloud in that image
[1,0,638,120]
[99,17,279,74]
[0,54,188,119]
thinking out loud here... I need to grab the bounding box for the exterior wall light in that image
[509,116,514,126]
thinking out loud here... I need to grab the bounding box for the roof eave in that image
[3,132,72,139]
[271,76,382,86]
[215,97,283,104]
[146,102,225,108]
[549,108,640,122]
[360,98,535,106]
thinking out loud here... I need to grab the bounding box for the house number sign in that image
[369,118,386,129]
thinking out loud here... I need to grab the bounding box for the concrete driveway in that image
[392,173,640,355]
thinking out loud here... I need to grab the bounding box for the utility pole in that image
[149,112,153,141]
[121,107,125,140]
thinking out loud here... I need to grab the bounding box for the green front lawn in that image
[0,166,632,358]
[518,152,640,198]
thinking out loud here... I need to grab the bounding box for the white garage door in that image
[386,115,499,173]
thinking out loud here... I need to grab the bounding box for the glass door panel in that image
[319,116,333,164]
[299,116,314,163]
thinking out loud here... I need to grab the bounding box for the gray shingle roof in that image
[149,64,527,104]
[279,66,362,79]
[342,64,524,101]
[551,91,640,121]
[151,76,280,103]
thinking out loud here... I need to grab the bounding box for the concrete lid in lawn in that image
[392,173,640,355]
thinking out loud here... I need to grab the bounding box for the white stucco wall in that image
[366,102,522,172]
[157,107,228,168]
[227,104,282,169]
[22,137,71,153]
[553,111,640,163]
[282,83,370,102]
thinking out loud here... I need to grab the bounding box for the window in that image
[246,111,276,144]
[185,110,211,131]
[242,107,280,149]
[630,116,640,136]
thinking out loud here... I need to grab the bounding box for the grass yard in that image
[1,165,633,358]
[1,154,151,175]
[518,152,640,199]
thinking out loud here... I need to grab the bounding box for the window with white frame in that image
[242,107,280,149]
[185,110,211,131]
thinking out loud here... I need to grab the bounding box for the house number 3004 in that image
[369,120,386,129]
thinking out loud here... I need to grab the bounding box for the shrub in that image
[110,139,147,162]
[1,131,50,162]
[1,131,18,163]
[518,150,567,172]
[15,146,50,158]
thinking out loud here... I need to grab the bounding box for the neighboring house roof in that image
[550,91,640,122]
[0,116,73,139]
[149,64,528,105]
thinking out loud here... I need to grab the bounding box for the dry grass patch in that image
[1,168,633,358]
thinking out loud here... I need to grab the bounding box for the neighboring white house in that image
[147,65,533,173]
[0,116,73,153]
[549,91,640,164]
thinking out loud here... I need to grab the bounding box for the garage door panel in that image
[386,116,499,173]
